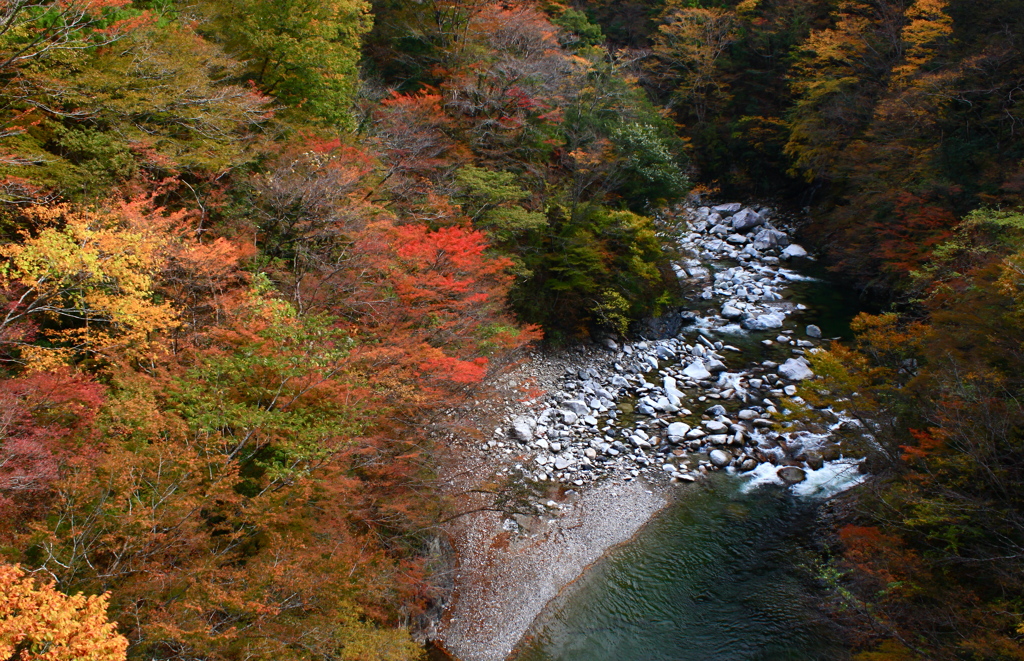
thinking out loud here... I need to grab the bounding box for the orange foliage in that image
[0,562,127,661]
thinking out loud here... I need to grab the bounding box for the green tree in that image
[197,0,372,127]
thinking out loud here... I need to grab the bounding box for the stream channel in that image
[511,257,865,661]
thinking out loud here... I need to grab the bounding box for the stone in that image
[726,233,748,244]
[783,385,798,396]
[739,458,758,472]
[565,400,590,416]
[584,448,597,459]
[682,360,712,381]
[806,324,822,339]
[713,202,742,215]
[561,410,578,425]
[667,422,691,439]
[705,404,727,416]
[685,428,706,439]
[737,409,758,421]
[741,311,786,331]
[704,420,728,433]
[610,375,630,388]
[781,244,808,259]
[705,358,728,373]
[709,449,732,467]
[512,416,535,442]
[602,337,619,351]
[778,357,814,381]
[751,228,777,249]
[721,304,745,320]
[731,208,763,232]
[550,442,562,453]
[554,457,571,470]
[805,451,824,470]
[777,466,807,484]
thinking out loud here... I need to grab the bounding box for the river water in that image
[513,474,849,661]
[510,260,865,661]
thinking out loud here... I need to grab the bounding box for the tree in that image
[651,4,737,124]
[0,369,103,531]
[452,165,546,242]
[0,562,127,661]
[196,0,372,127]
[0,201,180,369]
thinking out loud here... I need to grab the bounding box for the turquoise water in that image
[512,469,849,661]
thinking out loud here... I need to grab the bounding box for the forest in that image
[0,0,1022,659]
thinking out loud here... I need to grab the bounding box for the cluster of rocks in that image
[481,203,853,490]
[674,202,810,331]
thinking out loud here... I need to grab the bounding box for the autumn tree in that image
[196,0,372,127]
[0,201,180,368]
[0,562,127,661]
[0,369,103,533]
[651,4,737,124]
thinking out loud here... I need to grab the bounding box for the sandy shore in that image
[437,476,667,661]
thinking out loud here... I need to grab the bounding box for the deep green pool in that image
[512,468,849,661]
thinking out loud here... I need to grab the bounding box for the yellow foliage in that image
[893,0,952,81]
[0,562,127,661]
[0,203,179,368]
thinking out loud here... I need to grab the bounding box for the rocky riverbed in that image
[434,201,867,661]
[485,201,860,492]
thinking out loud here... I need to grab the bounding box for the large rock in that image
[713,202,742,215]
[778,466,807,484]
[636,402,658,417]
[781,244,808,259]
[682,360,712,381]
[511,416,535,442]
[741,311,786,331]
[778,357,814,381]
[704,420,728,433]
[806,324,822,339]
[721,304,746,320]
[731,208,764,232]
[667,422,691,439]
[751,228,778,249]
[564,400,590,415]
[709,449,732,467]
[705,358,728,373]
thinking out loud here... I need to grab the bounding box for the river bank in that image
[432,201,868,660]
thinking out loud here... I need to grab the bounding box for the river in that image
[509,236,866,661]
